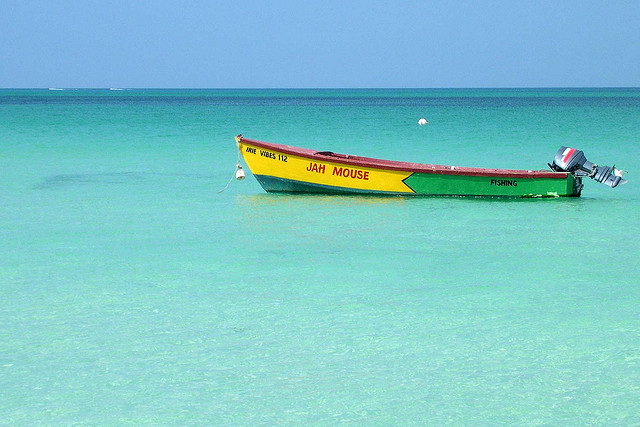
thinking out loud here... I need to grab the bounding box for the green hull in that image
[403,172,577,197]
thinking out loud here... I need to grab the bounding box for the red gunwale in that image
[238,136,568,179]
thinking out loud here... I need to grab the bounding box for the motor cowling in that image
[550,146,627,188]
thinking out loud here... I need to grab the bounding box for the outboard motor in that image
[550,147,627,188]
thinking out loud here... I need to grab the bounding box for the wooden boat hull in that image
[236,136,579,197]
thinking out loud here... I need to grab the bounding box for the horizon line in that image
[1,86,640,91]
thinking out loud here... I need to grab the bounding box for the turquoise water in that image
[1,88,639,424]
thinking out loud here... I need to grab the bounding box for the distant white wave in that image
[48,88,65,91]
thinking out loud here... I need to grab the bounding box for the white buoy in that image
[235,164,245,180]
[418,118,428,125]
[218,146,246,193]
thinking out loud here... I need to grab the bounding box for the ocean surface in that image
[1,88,639,425]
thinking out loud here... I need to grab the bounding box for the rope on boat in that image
[217,145,245,193]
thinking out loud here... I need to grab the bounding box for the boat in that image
[234,135,627,198]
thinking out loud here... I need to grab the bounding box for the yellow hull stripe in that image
[239,141,413,193]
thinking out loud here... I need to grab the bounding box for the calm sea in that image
[1,88,639,424]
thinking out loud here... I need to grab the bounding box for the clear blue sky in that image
[2,0,639,88]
